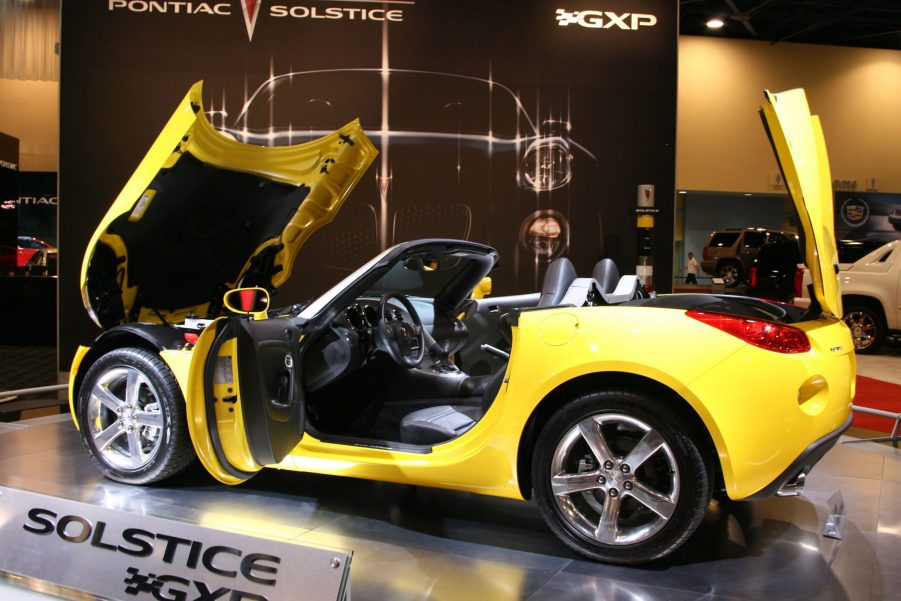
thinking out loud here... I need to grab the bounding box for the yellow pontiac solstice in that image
[69,82,853,564]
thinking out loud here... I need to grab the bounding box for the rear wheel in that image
[533,390,711,564]
[843,304,885,355]
[77,347,195,484]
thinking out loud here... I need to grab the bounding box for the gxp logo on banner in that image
[556,9,657,30]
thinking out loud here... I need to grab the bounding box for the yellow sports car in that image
[69,82,853,564]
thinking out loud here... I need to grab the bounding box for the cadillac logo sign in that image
[840,197,870,228]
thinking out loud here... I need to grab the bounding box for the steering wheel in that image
[376,292,426,368]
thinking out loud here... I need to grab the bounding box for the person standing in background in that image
[685,251,699,284]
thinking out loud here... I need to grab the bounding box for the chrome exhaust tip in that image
[777,468,808,497]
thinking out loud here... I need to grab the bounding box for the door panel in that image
[234,317,305,467]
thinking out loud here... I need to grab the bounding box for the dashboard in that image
[304,295,434,392]
[343,300,404,331]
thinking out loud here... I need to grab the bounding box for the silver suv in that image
[701,227,798,286]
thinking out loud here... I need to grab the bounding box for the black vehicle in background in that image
[701,228,797,287]
[837,238,886,266]
[745,235,804,303]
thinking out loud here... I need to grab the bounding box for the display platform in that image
[1,415,898,601]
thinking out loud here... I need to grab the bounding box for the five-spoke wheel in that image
[534,390,711,564]
[78,347,195,484]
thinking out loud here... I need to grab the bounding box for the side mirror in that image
[223,287,270,320]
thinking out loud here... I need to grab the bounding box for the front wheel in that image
[533,390,711,564]
[77,347,195,484]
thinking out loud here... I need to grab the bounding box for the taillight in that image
[794,266,805,299]
[748,266,758,288]
[686,310,810,353]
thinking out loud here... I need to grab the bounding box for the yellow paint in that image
[471,277,492,299]
[258,305,849,501]
[761,89,841,317]
[637,215,654,228]
[67,345,90,429]
[185,318,253,485]
[72,85,855,509]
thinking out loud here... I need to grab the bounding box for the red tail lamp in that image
[687,310,810,353]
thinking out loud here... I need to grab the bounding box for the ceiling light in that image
[706,18,725,29]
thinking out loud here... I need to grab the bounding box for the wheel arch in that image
[70,325,185,428]
[841,294,886,323]
[515,371,722,500]
[716,258,743,272]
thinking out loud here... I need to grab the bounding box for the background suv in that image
[702,227,798,286]
[745,234,803,302]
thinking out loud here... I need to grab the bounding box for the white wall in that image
[677,36,901,193]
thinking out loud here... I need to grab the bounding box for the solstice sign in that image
[0,487,351,601]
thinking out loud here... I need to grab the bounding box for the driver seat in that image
[398,257,577,445]
[399,367,506,445]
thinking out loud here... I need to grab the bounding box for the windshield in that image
[298,247,394,320]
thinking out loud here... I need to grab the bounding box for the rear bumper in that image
[742,412,852,501]
[701,260,717,274]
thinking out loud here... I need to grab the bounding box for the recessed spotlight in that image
[706,18,725,29]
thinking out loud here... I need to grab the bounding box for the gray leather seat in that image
[592,258,620,296]
[399,257,577,445]
[399,368,506,445]
[538,257,578,307]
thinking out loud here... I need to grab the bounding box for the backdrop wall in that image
[59,0,678,363]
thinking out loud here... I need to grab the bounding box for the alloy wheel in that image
[719,264,740,287]
[85,365,165,471]
[550,413,679,546]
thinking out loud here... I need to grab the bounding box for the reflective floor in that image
[1,415,899,601]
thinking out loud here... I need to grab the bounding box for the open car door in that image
[760,89,842,318]
[188,307,305,485]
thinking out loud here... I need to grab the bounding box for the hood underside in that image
[82,81,377,328]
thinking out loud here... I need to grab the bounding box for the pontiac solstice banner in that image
[59,0,677,359]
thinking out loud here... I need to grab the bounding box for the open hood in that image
[81,81,378,328]
[760,89,841,318]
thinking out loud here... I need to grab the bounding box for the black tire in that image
[77,347,195,484]
[717,261,742,287]
[843,304,886,355]
[532,390,711,564]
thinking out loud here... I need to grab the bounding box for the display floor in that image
[1,415,898,601]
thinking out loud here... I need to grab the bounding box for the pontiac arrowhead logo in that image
[241,0,262,41]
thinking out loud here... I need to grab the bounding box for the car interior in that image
[300,244,649,448]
